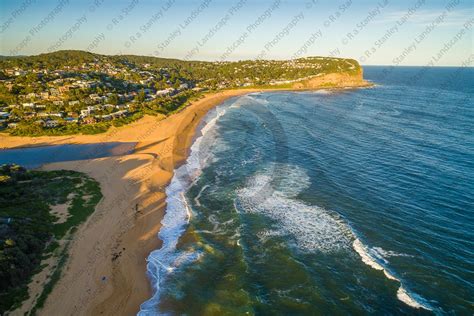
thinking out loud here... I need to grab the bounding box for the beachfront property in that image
[0,50,362,136]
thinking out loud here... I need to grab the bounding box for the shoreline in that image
[3,85,370,315]
[0,84,372,150]
[22,89,262,315]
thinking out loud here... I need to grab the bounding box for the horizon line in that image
[1,49,473,68]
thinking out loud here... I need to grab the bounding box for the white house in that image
[156,88,175,97]
[44,120,59,128]
[0,112,10,119]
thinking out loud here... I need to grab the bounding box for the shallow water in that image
[0,142,136,168]
[140,66,474,315]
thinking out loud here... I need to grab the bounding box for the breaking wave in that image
[235,164,353,253]
[236,164,433,310]
[353,239,433,311]
[138,99,233,315]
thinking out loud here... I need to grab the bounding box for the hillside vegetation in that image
[0,51,365,136]
[0,164,102,314]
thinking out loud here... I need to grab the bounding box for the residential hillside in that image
[0,50,367,136]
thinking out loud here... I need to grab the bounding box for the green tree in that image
[108,94,119,105]
[136,89,146,103]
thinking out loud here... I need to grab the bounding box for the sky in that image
[0,0,472,66]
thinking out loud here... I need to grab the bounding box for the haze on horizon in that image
[0,0,472,66]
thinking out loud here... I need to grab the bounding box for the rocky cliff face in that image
[292,68,370,89]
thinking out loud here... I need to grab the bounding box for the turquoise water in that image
[0,142,136,168]
[140,67,473,315]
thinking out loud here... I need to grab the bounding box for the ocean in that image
[139,66,474,315]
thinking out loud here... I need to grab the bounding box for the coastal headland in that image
[2,72,370,315]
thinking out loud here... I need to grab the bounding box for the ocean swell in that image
[235,165,353,253]
[236,164,433,311]
[138,91,439,314]
[353,239,433,311]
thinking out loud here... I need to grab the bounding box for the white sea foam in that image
[372,246,413,259]
[194,184,210,207]
[353,239,432,311]
[312,89,333,95]
[237,164,433,311]
[138,98,234,316]
[200,104,228,135]
[236,165,353,252]
[138,163,195,315]
[272,164,311,198]
[242,94,270,105]
[353,239,397,280]
[256,229,285,243]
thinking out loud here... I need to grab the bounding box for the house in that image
[58,86,70,93]
[100,114,112,121]
[38,112,63,118]
[115,104,128,110]
[80,109,90,117]
[0,112,10,119]
[44,120,59,128]
[64,117,78,124]
[103,104,115,110]
[113,110,129,117]
[69,100,80,106]
[22,102,36,108]
[89,94,104,102]
[80,105,99,117]
[156,88,175,97]
[7,123,18,128]
[82,117,97,124]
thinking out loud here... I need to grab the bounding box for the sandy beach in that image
[2,89,259,315]
[1,79,370,315]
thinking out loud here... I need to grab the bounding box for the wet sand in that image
[20,89,259,315]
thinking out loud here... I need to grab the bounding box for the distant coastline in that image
[0,72,370,148]
[0,50,368,138]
